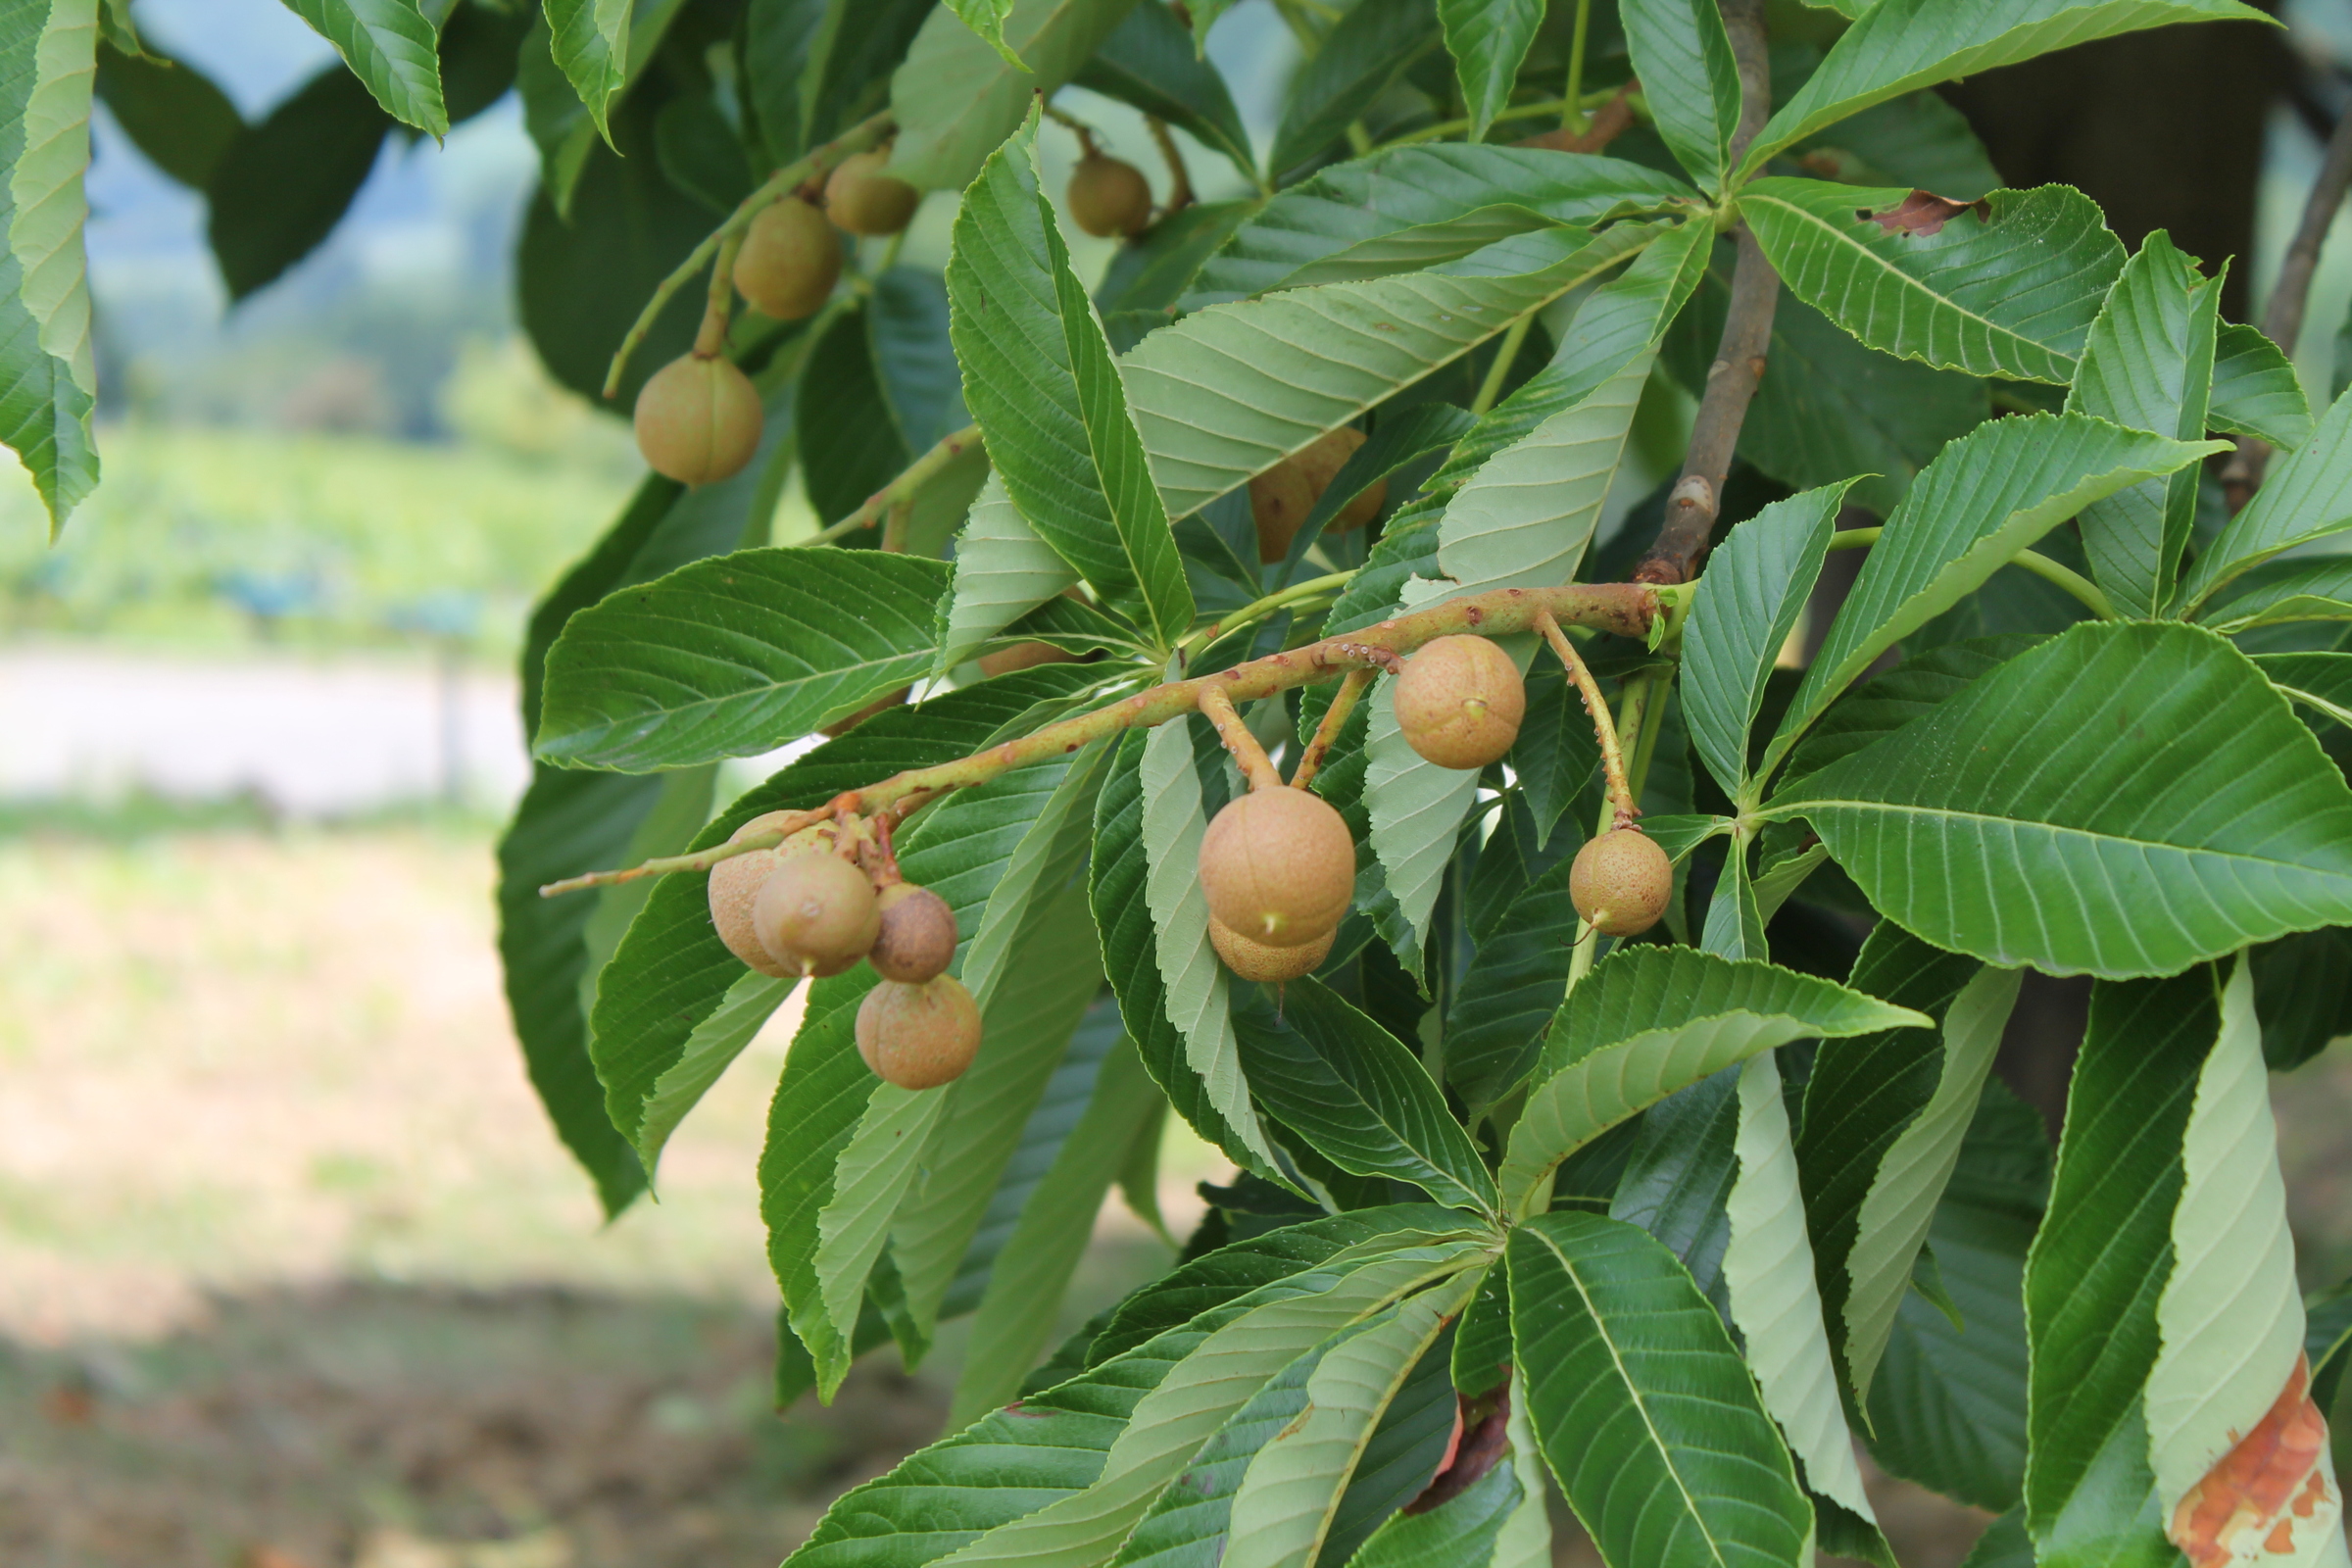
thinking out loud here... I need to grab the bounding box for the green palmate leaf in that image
[801,305,914,529]
[1346,1441,1521,1568]
[1075,0,1255,183]
[747,0,932,166]
[1233,979,1495,1214]
[1222,1277,1478,1568]
[208,64,392,302]
[1509,1211,1815,1568]
[0,0,100,535]
[1721,1050,1886,1553]
[785,1210,1471,1568]
[2207,321,2311,449]
[1194,146,1692,302]
[2023,969,2215,1564]
[536,546,947,769]
[1445,852,1582,1121]
[636,969,791,1176]
[953,1028,1163,1424]
[1433,220,1711,597]
[1779,633,2042,788]
[1126,221,1658,523]
[889,0,1135,190]
[1742,180,2123,384]
[950,111,1191,646]
[1268,0,1441,179]
[2257,652,2352,730]
[1440,0,1544,143]
[1765,412,2221,776]
[603,665,1098,1192]
[765,967,886,1387]
[1499,946,1928,1215]
[2181,387,2352,612]
[2252,927,2352,1070]
[1682,483,1847,803]
[278,0,446,134]
[1699,838,1767,960]
[543,0,632,138]
[2195,555,2352,635]
[1866,1085,2044,1512]
[938,478,1086,671]
[93,42,241,191]
[2144,959,2346,1564]
[1737,0,2273,179]
[2065,231,2222,617]
[1772,621,2352,977]
[1137,717,1283,1173]
[920,1239,1493,1568]
[1623,0,1741,192]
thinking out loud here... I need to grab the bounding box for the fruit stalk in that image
[540,580,1660,896]
[1290,668,1369,792]
[602,110,895,400]
[693,229,746,359]
[1534,611,1635,829]
[1197,684,1284,792]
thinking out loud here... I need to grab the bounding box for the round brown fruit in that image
[1209,916,1336,983]
[710,812,819,977]
[1569,829,1673,937]
[825,151,920,236]
[753,846,881,978]
[1394,634,1525,770]
[976,641,1077,677]
[1198,786,1356,947]
[1295,426,1385,532]
[870,883,957,984]
[1066,154,1152,237]
[857,975,983,1089]
[732,197,841,320]
[634,353,762,485]
[1248,459,1315,564]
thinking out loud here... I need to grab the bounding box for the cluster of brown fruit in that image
[634,151,922,488]
[708,811,979,1090]
[1248,427,1386,562]
[1390,632,1671,939]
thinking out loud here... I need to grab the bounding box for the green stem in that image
[1178,569,1355,656]
[1562,0,1593,132]
[541,581,1661,896]
[1828,527,2116,620]
[809,423,984,542]
[1471,315,1535,416]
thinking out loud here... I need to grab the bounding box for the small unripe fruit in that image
[732,197,841,320]
[710,811,814,977]
[1209,916,1335,983]
[857,975,983,1089]
[1198,787,1356,947]
[1248,459,1315,564]
[870,883,957,984]
[634,353,762,485]
[976,641,1077,677]
[1067,154,1152,237]
[825,151,920,236]
[1394,635,1525,770]
[753,846,881,978]
[1570,829,1673,937]
[1295,426,1385,532]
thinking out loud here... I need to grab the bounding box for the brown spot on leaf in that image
[1406,1382,1511,1514]
[2170,1354,2336,1568]
[1859,190,1992,238]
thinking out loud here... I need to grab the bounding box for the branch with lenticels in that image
[538,581,1666,896]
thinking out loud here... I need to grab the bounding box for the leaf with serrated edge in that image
[280,0,448,133]
[1842,965,2022,1402]
[637,970,790,1175]
[1771,622,2352,978]
[1738,0,2273,179]
[1440,0,1544,143]
[889,0,1137,190]
[1500,947,1928,1216]
[1141,717,1283,1171]
[1268,0,1440,178]
[2208,321,2311,449]
[2197,556,2352,635]
[1510,1210,1815,1568]
[1623,0,1740,192]
[1724,1049,1883,1536]
[2146,958,2346,1567]
[1682,483,1846,803]
[1126,221,1661,522]
[1223,1274,1479,1568]
[1364,673,1483,960]
[2182,385,2352,612]
[939,476,1083,670]
[1764,412,2223,780]
[1743,179,2122,383]
[544,0,631,136]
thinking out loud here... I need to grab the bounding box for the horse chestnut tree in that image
[32,2,2352,1566]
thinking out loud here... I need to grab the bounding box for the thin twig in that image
[1290,668,1370,792]
[1199,685,1283,791]
[2224,103,2352,510]
[539,582,1661,896]
[1634,0,1775,585]
[1535,611,1635,828]
[1144,116,1195,214]
[602,111,895,400]
[1828,527,2115,619]
[809,425,984,542]
[1561,0,1593,133]
[692,229,746,359]
[1471,315,1534,416]
[1512,86,1637,155]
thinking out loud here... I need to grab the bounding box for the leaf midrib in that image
[1769,796,2352,877]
